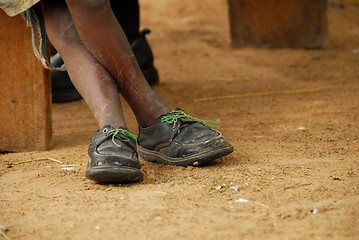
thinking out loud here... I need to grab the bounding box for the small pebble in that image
[61,167,75,171]
[235,198,250,203]
[311,208,318,214]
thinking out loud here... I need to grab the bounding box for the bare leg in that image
[64,0,170,127]
[41,0,127,128]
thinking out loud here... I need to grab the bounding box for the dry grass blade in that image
[0,230,11,240]
[16,157,63,165]
[193,88,320,102]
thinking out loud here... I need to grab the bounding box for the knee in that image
[42,5,80,48]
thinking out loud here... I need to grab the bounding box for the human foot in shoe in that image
[137,109,234,166]
[86,125,143,183]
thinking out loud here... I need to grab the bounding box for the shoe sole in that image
[85,166,143,183]
[138,144,234,167]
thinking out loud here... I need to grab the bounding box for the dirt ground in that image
[1,0,359,239]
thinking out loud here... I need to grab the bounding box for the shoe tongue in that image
[97,140,121,153]
[179,117,194,123]
[98,133,136,154]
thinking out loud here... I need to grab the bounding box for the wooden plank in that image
[0,10,52,152]
[228,0,328,48]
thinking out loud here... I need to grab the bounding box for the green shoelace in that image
[161,109,220,128]
[108,129,136,147]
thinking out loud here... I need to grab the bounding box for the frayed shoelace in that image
[161,109,220,128]
[108,129,136,147]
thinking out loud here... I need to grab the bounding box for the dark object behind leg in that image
[51,53,82,103]
[110,0,140,41]
[131,29,159,87]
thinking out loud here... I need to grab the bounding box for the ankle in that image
[136,107,171,128]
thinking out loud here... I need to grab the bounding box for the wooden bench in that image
[228,0,328,48]
[0,10,52,152]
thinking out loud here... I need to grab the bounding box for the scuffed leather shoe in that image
[86,125,143,183]
[137,109,234,166]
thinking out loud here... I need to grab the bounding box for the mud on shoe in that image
[86,125,143,183]
[137,109,234,166]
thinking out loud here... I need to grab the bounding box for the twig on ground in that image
[254,202,270,209]
[235,198,269,209]
[15,157,63,165]
[0,230,11,240]
[283,183,311,190]
[193,88,320,102]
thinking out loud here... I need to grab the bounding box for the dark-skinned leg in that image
[41,0,144,183]
[64,0,170,128]
[41,0,126,129]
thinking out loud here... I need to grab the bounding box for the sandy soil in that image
[1,0,359,239]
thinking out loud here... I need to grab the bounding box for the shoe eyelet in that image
[103,128,108,133]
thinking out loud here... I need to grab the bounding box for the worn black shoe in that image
[137,109,234,166]
[86,125,143,183]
